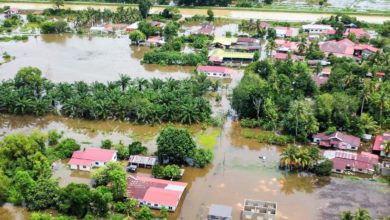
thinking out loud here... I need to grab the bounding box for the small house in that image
[275,26,295,38]
[312,131,361,151]
[90,25,113,34]
[344,28,370,39]
[207,204,232,220]
[372,132,390,157]
[302,24,334,35]
[197,65,234,78]
[208,49,254,66]
[259,21,271,30]
[242,199,276,220]
[128,155,157,168]
[126,22,139,31]
[68,148,118,171]
[145,36,165,47]
[192,24,214,36]
[127,176,187,212]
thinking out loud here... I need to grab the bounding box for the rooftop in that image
[208,204,232,218]
[197,65,234,74]
[128,155,157,166]
[69,148,117,163]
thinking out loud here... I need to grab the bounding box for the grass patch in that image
[80,141,92,144]
[197,128,221,150]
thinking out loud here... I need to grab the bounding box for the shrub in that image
[152,164,181,180]
[128,141,147,155]
[55,138,80,159]
[193,148,213,168]
[48,129,62,146]
[312,159,333,176]
[101,139,113,149]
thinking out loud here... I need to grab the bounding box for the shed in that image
[208,204,232,220]
[128,155,157,168]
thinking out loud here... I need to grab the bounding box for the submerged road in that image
[1,2,389,23]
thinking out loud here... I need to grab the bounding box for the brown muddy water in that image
[0,114,390,220]
[0,34,193,83]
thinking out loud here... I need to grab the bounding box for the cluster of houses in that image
[312,131,390,175]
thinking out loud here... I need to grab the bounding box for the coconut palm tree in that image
[118,74,131,92]
[354,208,372,220]
[266,40,277,57]
[341,211,354,220]
[280,145,300,170]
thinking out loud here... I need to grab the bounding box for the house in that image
[208,204,232,220]
[372,132,390,157]
[126,176,187,212]
[274,52,295,60]
[302,24,334,35]
[312,75,328,87]
[275,26,295,38]
[90,25,113,34]
[230,37,261,52]
[312,131,361,151]
[126,22,139,31]
[208,49,254,66]
[196,65,234,78]
[241,199,276,220]
[68,148,118,171]
[259,21,271,30]
[4,7,19,18]
[344,28,370,39]
[212,37,238,48]
[144,36,165,47]
[128,155,157,168]
[275,39,298,53]
[323,150,379,174]
[192,24,214,36]
[376,72,385,78]
[319,38,379,59]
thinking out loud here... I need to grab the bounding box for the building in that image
[196,65,234,78]
[302,24,334,35]
[372,132,390,157]
[319,39,379,59]
[344,28,370,39]
[241,199,276,220]
[126,176,187,212]
[311,67,331,86]
[212,37,238,48]
[259,21,271,30]
[4,7,19,18]
[68,148,118,171]
[128,155,157,168]
[275,26,295,38]
[312,131,361,151]
[192,24,214,36]
[208,49,254,66]
[275,39,298,53]
[126,22,139,31]
[323,150,379,174]
[90,25,113,34]
[144,36,165,47]
[213,37,261,52]
[208,204,232,220]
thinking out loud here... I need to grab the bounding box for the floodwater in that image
[0,3,389,24]
[0,34,193,83]
[1,113,390,220]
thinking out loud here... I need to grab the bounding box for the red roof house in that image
[320,39,379,59]
[197,65,234,78]
[275,26,294,38]
[192,24,214,36]
[344,28,370,39]
[259,21,271,29]
[373,132,390,157]
[324,150,379,174]
[313,131,361,151]
[68,148,117,171]
[127,176,187,211]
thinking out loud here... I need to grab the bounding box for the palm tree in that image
[354,208,372,220]
[383,141,390,156]
[266,40,277,57]
[298,37,307,55]
[360,81,375,115]
[279,145,300,170]
[118,74,131,92]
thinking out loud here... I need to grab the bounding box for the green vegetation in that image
[40,20,69,34]
[152,164,181,180]
[197,129,221,150]
[0,67,213,124]
[156,126,213,167]
[0,35,28,41]
[91,162,127,200]
[54,138,81,159]
[339,208,390,220]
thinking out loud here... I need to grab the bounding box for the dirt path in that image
[1,2,389,23]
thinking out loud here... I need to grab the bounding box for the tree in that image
[264,0,273,4]
[341,211,354,220]
[193,148,213,168]
[162,165,181,180]
[207,9,214,21]
[163,22,178,41]
[254,51,260,61]
[8,171,35,205]
[129,30,146,45]
[51,0,64,9]
[0,170,10,204]
[139,0,152,19]
[128,141,148,155]
[156,127,196,165]
[25,178,59,211]
[312,159,332,176]
[48,130,62,146]
[55,138,80,159]
[279,145,300,170]
[91,162,127,201]
[58,183,91,218]
[383,141,390,156]
[89,186,113,217]
[101,139,113,149]
[135,206,155,220]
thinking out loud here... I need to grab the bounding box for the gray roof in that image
[208,204,232,218]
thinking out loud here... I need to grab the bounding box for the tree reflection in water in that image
[279,172,330,194]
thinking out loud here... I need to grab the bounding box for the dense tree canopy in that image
[0,67,213,124]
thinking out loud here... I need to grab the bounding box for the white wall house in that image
[68,148,117,172]
[302,24,333,34]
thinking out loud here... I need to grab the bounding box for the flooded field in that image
[1,3,389,24]
[0,34,193,83]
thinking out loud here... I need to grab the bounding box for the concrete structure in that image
[372,132,390,157]
[68,148,117,171]
[302,24,334,34]
[241,199,276,220]
[313,131,361,151]
[323,150,379,174]
[208,204,232,220]
[196,65,234,78]
[128,155,157,168]
[127,176,187,212]
[380,161,390,176]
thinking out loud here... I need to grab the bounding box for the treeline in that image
[232,54,390,142]
[0,67,213,124]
